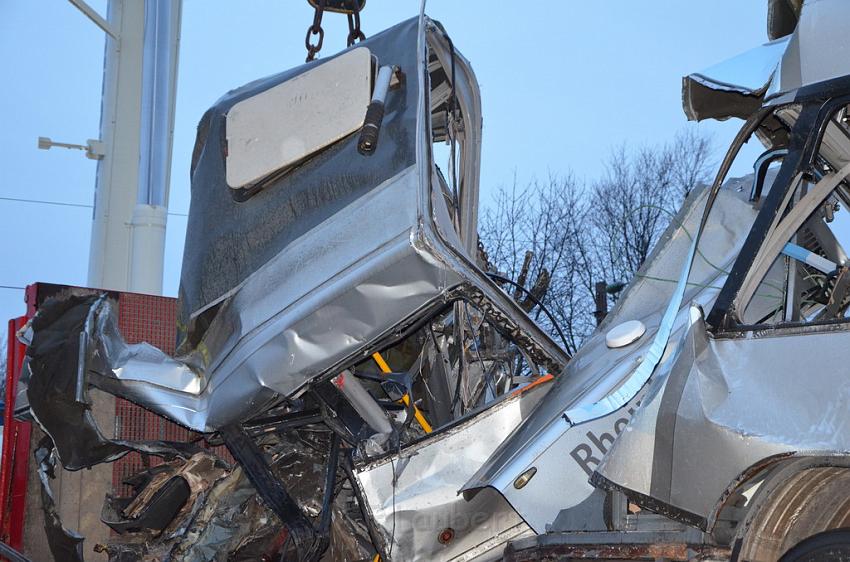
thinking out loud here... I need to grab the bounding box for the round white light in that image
[605,320,646,349]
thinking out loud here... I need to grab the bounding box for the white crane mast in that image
[85,0,181,295]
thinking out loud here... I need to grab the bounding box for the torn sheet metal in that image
[102,452,228,536]
[686,0,850,121]
[594,304,850,527]
[19,11,573,560]
[683,36,789,122]
[594,93,850,528]
[460,170,761,532]
[22,293,204,470]
[22,13,566,436]
[101,460,281,561]
[99,429,369,561]
[352,382,550,561]
[35,438,85,562]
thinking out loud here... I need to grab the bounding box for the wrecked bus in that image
[13,0,850,560]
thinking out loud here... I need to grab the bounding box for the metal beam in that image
[67,0,118,39]
[88,0,181,296]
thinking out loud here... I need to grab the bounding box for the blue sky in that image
[0,1,768,327]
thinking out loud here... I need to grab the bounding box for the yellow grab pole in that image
[371,352,433,433]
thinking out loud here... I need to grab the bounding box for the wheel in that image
[780,529,850,562]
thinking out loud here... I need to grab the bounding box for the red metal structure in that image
[0,283,38,553]
[0,313,32,552]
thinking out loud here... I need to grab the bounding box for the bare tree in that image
[480,128,714,350]
[669,128,714,199]
[587,129,714,285]
[480,174,594,355]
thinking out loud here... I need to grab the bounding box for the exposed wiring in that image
[633,274,724,291]
[627,203,730,276]
[463,302,496,400]
[485,272,572,356]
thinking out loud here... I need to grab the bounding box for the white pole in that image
[87,0,181,295]
[130,0,180,295]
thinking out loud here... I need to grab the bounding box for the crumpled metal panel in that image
[683,37,789,122]
[101,454,281,561]
[595,306,850,527]
[179,18,421,331]
[22,22,445,432]
[21,14,577,561]
[82,199,456,431]
[34,438,85,562]
[596,89,850,527]
[22,293,206,469]
[461,177,760,532]
[765,0,850,99]
[684,0,850,121]
[20,12,568,436]
[353,384,550,561]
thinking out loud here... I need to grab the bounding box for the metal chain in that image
[305,0,325,62]
[346,7,366,46]
[305,0,366,61]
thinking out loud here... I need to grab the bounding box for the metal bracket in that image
[67,0,118,39]
[220,424,318,557]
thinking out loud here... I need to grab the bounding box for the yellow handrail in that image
[371,352,433,433]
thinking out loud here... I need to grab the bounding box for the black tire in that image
[780,529,850,562]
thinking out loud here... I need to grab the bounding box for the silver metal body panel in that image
[64,15,569,436]
[461,178,760,532]
[767,0,850,99]
[597,305,850,525]
[685,0,850,121]
[353,384,548,561]
[91,165,461,431]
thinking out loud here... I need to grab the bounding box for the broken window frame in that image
[332,23,567,456]
[346,287,560,459]
[707,79,850,334]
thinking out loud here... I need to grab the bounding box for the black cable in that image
[0,195,188,216]
[464,302,496,400]
[427,322,439,348]
[485,272,572,356]
[0,195,90,209]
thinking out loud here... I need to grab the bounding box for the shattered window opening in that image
[347,297,549,450]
